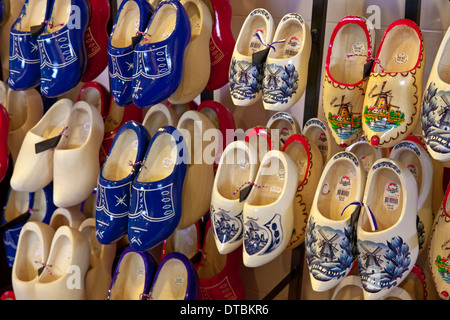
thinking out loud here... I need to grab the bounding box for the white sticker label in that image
[360,155,372,173]
[321,183,330,195]
[173,275,184,286]
[137,267,144,277]
[237,159,249,170]
[352,42,365,55]
[336,175,351,202]
[383,182,400,210]
[284,35,301,57]
[133,139,138,150]
[406,164,417,179]
[270,185,282,193]
[394,52,408,64]
[277,169,285,181]
[162,157,173,168]
[249,29,264,52]
[84,121,91,131]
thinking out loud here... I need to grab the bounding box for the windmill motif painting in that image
[364,81,405,132]
[229,58,262,101]
[211,205,243,244]
[262,63,299,104]
[357,237,411,294]
[318,229,340,261]
[421,81,450,155]
[327,94,362,139]
[305,216,355,283]
[359,243,383,272]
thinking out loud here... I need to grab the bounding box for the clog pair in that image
[8,0,90,97]
[10,99,104,208]
[107,247,198,300]
[229,8,311,111]
[306,151,419,300]
[1,183,56,268]
[210,140,298,268]
[323,17,425,149]
[109,0,198,108]
[95,122,187,253]
[11,221,90,300]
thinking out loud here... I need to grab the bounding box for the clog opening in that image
[283,141,308,187]
[392,149,423,196]
[362,168,403,232]
[376,25,421,73]
[7,90,27,132]
[143,109,171,137]
[44,0,72,34]
[109,252,146,300]
[199,108,219,130]
[38,234,72,283]
[268,118,295,148]
[197,225,226,278]
[138,132,177,182]
[332,281,364,300]
[58,107,90,150]
[104,101,124,133]
[146,3,176,43]
[317,159,359,221]
[438,38,450,83]
[246,156,285,206]
[184,1,202,40]
[151,259,188,299]
[14,229,43,282]
[29,188,48,222]
[14,0,48,32]
[79,88,102,113]
[79,224,99,270]
[303,126,328,164]
[164,224,198,260]
[217,146,252,200]
[237,15,269,56]
[103,128,138,181]
[348,143,378,174]
[4,190,29,223]
[329,23,368,85]
[111,1,141,48]
[33,101,72,139]
[49,211,70,230]
[268,20,303,59]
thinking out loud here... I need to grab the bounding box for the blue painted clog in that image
[107,246,158,300]
[128,126,187,251]
[149,252,199,300]
[1,182,55,268]
[108,0,152,107]
[131,0,191,108]
[8,0,52,90]
[95,120,151,245]
[37,0,90,97]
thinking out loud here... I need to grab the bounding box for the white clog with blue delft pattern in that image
[229,8,274,107]
[305,151,365,292]
[357,158,418,300]
[262,13,311,112]
[242,150,297,267]
[421,26,450,162]
[210,140,258,255]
